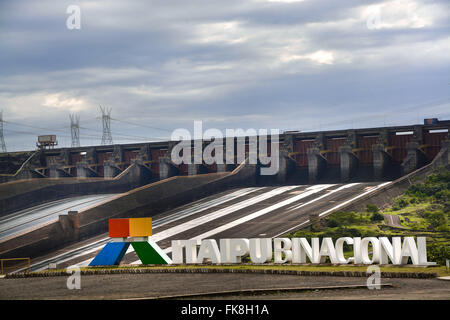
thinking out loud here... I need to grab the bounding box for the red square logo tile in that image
[109,219,129,238]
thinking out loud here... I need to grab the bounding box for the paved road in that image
[0,273,448,300]
[18,182,390,272]
[0,194,121,241]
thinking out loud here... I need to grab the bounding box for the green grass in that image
[288,168,450,265]
[29,264,450,277]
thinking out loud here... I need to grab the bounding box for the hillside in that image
[289,168,450,265]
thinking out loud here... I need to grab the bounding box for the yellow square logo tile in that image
[129,218,152,237]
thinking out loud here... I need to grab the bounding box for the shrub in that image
[327,211,358,226]
[406,169,450,202]
[361,229,379,237]
[346,228,362,237]
[370,212,385,222]
[435,190,450,202]
[426,211,448,231]
[326,219,339,228]
[427,242,449,265]
[416,209,426,218]
[444,202,450,214]
[394,197,409,210]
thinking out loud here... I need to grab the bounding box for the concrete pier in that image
[401,126,426,175]
[401,141,427,175]
[159,157,178,180]
[276,150,295,183]
[340,145,358,182]
[275,134,295,182]
[307,134,327,183]
[49,165,71,178]
[307,148,326,183]
[372,144,391,180]
[188,163,206,175]
[372,130,391,180]
[103,160,122,179]
[76,162,98,178]
[339,131,358,182]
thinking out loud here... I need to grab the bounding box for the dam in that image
[0,121,449,273]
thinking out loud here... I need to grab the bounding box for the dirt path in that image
[384,214,406,228]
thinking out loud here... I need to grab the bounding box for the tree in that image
[370,212,384,222]
[426,211,448,231]
[427,243,449,265]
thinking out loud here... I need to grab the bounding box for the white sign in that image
[171,237,435,266]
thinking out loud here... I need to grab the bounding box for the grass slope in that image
[289,168,450,265]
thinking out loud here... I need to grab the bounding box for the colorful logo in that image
[89,218,172,266]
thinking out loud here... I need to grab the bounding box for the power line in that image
[3,127,165,148]
[296,96,450,132]
[4,120,69,133]
[5,119,165,142]
[3,109,171,144]
[80,126,167,141]
[4,127,87,140]
[2,111,151,145]
[110,117,173,133]
[4,124,166,143]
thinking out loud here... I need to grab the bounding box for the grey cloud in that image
[0,0,449,151]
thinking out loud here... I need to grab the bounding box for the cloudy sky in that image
[0,0,449,151]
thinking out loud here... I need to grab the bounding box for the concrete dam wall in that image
[0,122,448,223]
[1,122,449,185]
[0,160,256,260]
[0,161,154,217]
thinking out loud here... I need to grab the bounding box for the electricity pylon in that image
[70,113,80,148]
[0,110,7,153]
[100,105,113,145]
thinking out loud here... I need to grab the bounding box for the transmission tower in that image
[100,105,113,145]
[0,111,7,153]
[70,113,80,148]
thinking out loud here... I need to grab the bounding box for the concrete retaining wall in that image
[0,160,256,260]
[0,162,155,217]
